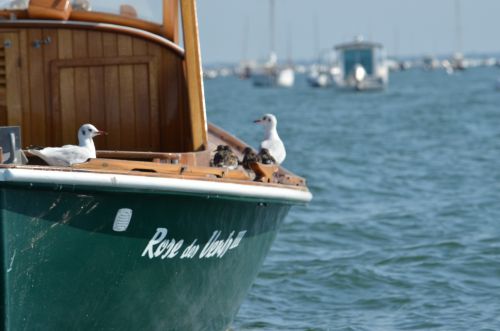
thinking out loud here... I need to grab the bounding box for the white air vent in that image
[113,208,133,232]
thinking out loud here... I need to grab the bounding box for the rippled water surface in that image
[205,68,500,331]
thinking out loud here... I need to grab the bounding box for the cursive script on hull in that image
[141,228,247,260]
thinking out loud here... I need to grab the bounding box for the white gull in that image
[254,114,286,164]
[29,124,106,166]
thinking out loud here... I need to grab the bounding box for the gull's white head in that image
[254,114,277,131]
[78,123,106,147]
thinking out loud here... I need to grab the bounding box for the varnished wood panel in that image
[42,28,58,145]
[57,29,75,145]
[18,30,31,145]
[28,29,47,145]
[3,33,22,127]
[51,56,159,151]
[117,35,135,149]
[0,26,195,153]
[102,32,121,148]
[72,30,90,137]
[87,31,106,148]
[132,38,152,148]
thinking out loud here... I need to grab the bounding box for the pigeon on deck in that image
[211,145,239,170]
[254,114,286,164]
[29,124,106,166]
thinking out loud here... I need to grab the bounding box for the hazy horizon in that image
[197,0,500,64]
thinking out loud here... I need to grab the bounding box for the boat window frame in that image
[71,0,164,25]
[0,0,179,42]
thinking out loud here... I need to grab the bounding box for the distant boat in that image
[333,36,389,91]
[422,55,440,71]
[450,52,467,71]
[252,0,295,88]
[307,49,336,88]
[450,0,467,71]
[252,52,295,87]
[308,68,332,88]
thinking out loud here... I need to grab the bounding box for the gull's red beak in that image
[97,131,108,136]
[254,119,262,123]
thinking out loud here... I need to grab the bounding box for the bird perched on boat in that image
[28,124,106,166]
[241,147,261,169]
[258,148,276,165]
[211,145,239,170]
[254,113,286,164]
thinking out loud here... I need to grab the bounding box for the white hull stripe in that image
[0,169,312,203]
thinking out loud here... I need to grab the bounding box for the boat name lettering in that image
[141,228,247,260]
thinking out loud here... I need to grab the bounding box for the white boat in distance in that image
[252,52,295,88]
[252,0,294,88]
[333,36,388,91]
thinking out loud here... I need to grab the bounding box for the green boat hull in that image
[0,182,292,331]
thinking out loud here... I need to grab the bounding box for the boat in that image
[450,52,467,71]
[333,36,389,91]
[307,67,332,88]
[0,1,312,330]
[252,0,294,88]
[422,55,440,71]
[449,0,467,71]
[307,47,336,88]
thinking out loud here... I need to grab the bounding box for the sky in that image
[196,0,500,64]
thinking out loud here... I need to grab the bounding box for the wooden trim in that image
[208,123,249,153]
[164,0,179,43]
[51,55,154,69]
[180,0,207,151]
[0,10,171,39]
[73,158,251,181]
[69,11,164,36]
[0,20,184,57]
[0,167,313,203]
[97,150,181,161]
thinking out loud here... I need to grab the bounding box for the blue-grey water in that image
[205,67,500,331]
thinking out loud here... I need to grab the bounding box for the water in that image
[205,68,500,331]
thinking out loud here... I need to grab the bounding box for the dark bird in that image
[211,145,239,169]
[258,148,276,165]
[241,147,261,169]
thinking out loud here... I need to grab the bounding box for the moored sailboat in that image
[251,0,295,88]
[0,1,311,330]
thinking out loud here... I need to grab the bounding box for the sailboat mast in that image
[242,16,249,63]
[270,0,275,54]
[313,13,319,61]
[287,24,292,66]
[454,0,463,53]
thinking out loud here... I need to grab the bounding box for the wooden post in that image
[180,0,208,151]
[164,0,179,43]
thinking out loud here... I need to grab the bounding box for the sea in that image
[204,67,500,331]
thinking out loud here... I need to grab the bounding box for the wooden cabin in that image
[0,0,207,153]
